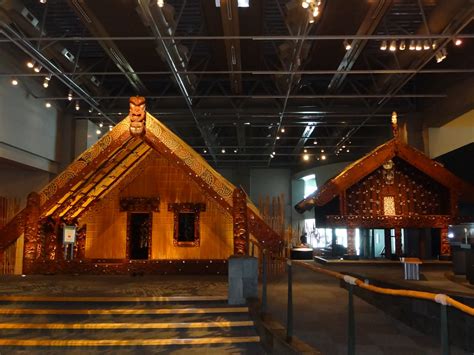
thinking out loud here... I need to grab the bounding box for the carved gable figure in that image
[129,96,146,136]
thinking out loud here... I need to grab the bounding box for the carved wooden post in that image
[23,192,41,273]
[395,228,402,256]
[440,226,451,259]
[232,188,249,255]
[347,228,356,256]
[74,225,86,260]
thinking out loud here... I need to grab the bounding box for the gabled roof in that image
[1,104,281,250]
[295,137,474,213]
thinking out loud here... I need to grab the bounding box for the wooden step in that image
[0,336,261,347]
[0,306,248,315]
[0,295,227,302]
[0,320,254,329]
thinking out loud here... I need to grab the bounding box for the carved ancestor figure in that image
[129,96,146,136]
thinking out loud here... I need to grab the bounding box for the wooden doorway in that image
[127,213,152,260]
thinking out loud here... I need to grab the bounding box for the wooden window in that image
[168,203,206,247]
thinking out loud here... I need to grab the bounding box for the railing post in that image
[261,249,267,314]
[440,304,449,355]
[343,275,356,355]
[286,258,293,341]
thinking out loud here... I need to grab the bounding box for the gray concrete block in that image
[228,256,258,305]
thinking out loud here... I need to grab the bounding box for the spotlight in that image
[203,149,207,153]
[380,40,387,51]
[409,40,416,51]
[313,140,318,144]
[454,38,462,46]
[435,48,447,63]
[399,40,406,50]
[99,122,103,128]
[320,149,325,153]
[281,127,285,133]
[276,136,280,140]
[39,0,47,3]
[11,78,18,86]
[302,1,309,8]
[303,154,310,161]
[344,40,352,51]
[33,64,42,73]
[157,0,164,7]
[43,74,52,88]
[88,108,93,113]
[304,149,308,153]
[96,129,101,135]
[75,101,80,111]
[26,60,35,69]
[321,154,326,160]
[431,40,437,49]
[45,102,51,108]
[346,149,350,153]
[415,41,422,51]
[234,149,238,153]
[423,40,430,50]
[221,148,226,153]
[309,17,315,24]
[389,40,397,51]
[109,125,113,131]
[312,7,319,17]
[67,90,73,101]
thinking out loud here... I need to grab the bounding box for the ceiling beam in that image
[219,0,242,94]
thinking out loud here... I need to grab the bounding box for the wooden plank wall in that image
[80,153,233,260]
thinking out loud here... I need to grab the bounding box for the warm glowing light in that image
[96,129,101,135]
[302,1,309,8]
[99,122,103,128]
[423,40,430,50]
[45,102,51,108]
[75,101,80,111]
[320,149,325,153]
[409,40,415,51]
[380,40,387,51]
[68,91,73,101]
[26,60,35,69]
[389,40,397,51]
[109,125,113,131]
[303,154,310,161]
[454,38,462,46]
[313,140,318,144]
[415,41,422,51]
[11,78,18,86]
[276,136,280,140]
[281,127,285,133]
[304,149,308,153]
[221,148,226,153]
[399,40,406,50]
[157,0,164,7]
[321,154,326,160]
[34,65,42,73]
[344,40,351,51]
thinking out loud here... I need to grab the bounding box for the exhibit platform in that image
[314,256,452,266]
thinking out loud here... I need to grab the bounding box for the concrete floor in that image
[265,264,471,355]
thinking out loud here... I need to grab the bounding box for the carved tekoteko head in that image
[129,96,146,136]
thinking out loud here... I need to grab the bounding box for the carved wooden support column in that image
[395,228,402,256]
[233,188,249,255]
[347,228,356,256]
[440,226,451,259]
[23,192,41,271]
[74,225,87,259]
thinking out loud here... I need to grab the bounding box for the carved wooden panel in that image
[346,158,449,217]
[232,188,249,255]
[168,203,206,247]
[119,197,160,212]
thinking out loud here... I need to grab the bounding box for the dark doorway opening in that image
[178,212,196,243]
[129,213,151,260]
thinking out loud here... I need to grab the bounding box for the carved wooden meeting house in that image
[295,113,474,260]
[0,97,282,275]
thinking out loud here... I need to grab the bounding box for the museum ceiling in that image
[0,0,473,168]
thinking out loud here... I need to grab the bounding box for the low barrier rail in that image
[260,258,474,355]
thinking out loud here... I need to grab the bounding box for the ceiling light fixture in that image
[435,48,447,63]
[303,154,310,161]
[45,102,51,108]
[221,148,226,153]
[96,129,101,135]
[415,40,422,51]
[11,78,18,86]
[33,64,42,73]
[26,60,35,69]
[157,0,164,7]
[203,149,207,153]
[281,127,285,133]
[75,101,80,111]
[109,125,113,131]
[399,40,406,50]
[423,40,430,50]
[454,38,462,46]
[42,74,52,88]
[389,40,397,51]
[67,90,73,101]
[304,149,308,153]
[99,122,103,128]
[431,40,437,50]
[301,0,321,23]
[343,40,352,51]
[380,40,387,51]
[313,140,318,145]
[321,154,326,160]
[409,40,415,51]
[39,0,47,3]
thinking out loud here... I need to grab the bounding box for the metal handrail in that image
[293,260,474,316]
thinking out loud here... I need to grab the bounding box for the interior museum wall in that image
[291,161,351,226]
[81,152,233,260]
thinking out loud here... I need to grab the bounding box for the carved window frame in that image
[168,203,206,247]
